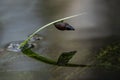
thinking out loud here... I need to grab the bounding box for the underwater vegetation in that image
[96,41,120,71]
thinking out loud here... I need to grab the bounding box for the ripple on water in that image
[6,34,43,52]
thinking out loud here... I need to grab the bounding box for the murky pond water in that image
[0,0,120,80]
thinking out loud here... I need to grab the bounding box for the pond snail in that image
[54,21,75,31]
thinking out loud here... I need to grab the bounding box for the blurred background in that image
[0,0,120,80]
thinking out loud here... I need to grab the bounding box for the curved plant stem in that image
[19,12,86,48]
[22,48,91,67]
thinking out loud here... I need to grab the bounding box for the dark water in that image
[0,0,120,80]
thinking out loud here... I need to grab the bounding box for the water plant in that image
[18,12,92,67]
[17,12,120,69]
[19,13,85,48]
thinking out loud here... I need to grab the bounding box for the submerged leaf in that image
[57,51,76,66]
[22,47,90,67]
[22,46,56,65]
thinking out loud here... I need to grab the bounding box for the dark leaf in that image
[57,51,77,66]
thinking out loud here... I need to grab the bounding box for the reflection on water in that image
[0,0,42,47]
[0,0,120,80]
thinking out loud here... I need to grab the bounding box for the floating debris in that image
[6,41,22,52]
[29,34,43,42]
[6,34,43,52]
